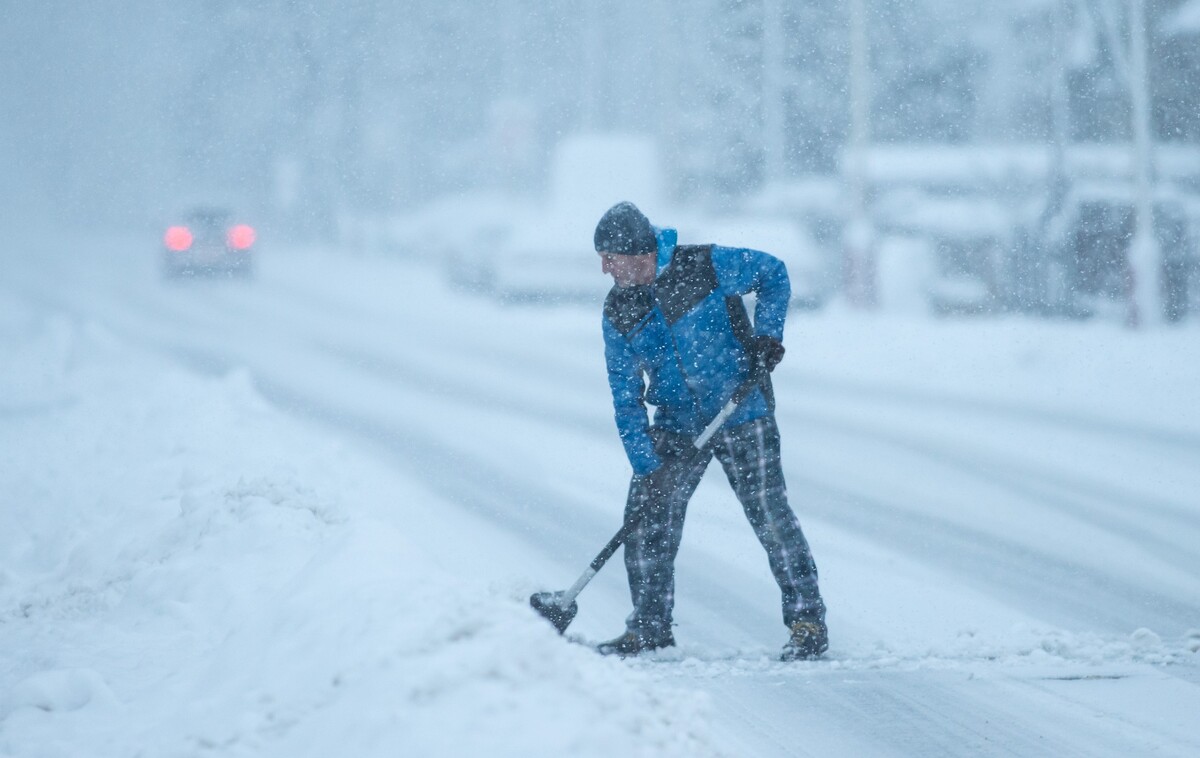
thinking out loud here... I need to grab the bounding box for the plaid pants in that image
[623,416,825,638]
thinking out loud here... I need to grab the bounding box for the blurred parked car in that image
[162,206,256,279]
[414,136,843,306]
[483,210,608,302]
[872,189,1017,315]
[1044,183,1199,321]
[410,192,537,294]
[412,134,665,303]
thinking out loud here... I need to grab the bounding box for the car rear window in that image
[185,208,233,240]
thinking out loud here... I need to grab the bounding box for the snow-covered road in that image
[3,235,1198,756]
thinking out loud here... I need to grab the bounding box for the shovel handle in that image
[694,364,768,449]
[553,507,640,607]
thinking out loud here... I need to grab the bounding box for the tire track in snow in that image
[780,406,1200,570]
[793,371,1200,456]
[8,258,604,444]
[247,264,602,386]
[314,340,606,437]
[787,473,1197,636]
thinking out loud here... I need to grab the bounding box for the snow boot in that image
[596,630,676,657]
[780,620,828,661]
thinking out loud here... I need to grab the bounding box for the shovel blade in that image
[530,591,578,634]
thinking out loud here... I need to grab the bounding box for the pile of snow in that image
[0,297,719,757]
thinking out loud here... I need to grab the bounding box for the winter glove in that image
[637,454,693,503]
[637,448,689,500]
[638,428,705,502]
[748,334,786,373]
[641,463,677,501]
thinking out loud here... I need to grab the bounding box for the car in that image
[394,191,536,294]
[876,190,1015,314]
[435,133,666,303]
[1042,183,1200,321]
[162,206,256,279]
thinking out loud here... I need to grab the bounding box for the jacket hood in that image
[654,226,677,274]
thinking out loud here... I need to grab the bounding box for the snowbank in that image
[0,296,720,757]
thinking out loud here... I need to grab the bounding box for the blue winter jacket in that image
[602,227,790,475]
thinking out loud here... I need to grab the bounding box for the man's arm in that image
[711,245,791,340]
[602,319,661,476]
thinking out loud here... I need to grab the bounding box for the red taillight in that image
[164,226,193,251]
[227,224,256,250]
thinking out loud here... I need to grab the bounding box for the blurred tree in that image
[1155,1,1200,141]
[5,0,1198,234]
[869,0,984,143]
[787,1,850,173]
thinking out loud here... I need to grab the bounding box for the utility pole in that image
[582,0,602,131]
[1126,0,1161,326]
[844,0,875,307]
[1048,0,1070,192]
[1035,0,1073,312]
[762,0,786,186]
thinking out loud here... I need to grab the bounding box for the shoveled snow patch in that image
[0,299,721,757]
[634,624,1197,678]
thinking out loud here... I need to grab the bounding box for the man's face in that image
[599,252,656,288]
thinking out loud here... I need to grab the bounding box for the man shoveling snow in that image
[591,201,828,660]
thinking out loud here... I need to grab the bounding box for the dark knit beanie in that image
[594,201,657,255]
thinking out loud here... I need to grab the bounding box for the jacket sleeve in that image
[711,245,791,340]
[602,319,662,476]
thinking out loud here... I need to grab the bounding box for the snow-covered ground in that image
[2,234,1198,756]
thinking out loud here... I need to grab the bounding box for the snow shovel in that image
[530,366,768,634]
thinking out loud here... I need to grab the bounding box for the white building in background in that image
[839,143,1200,320]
